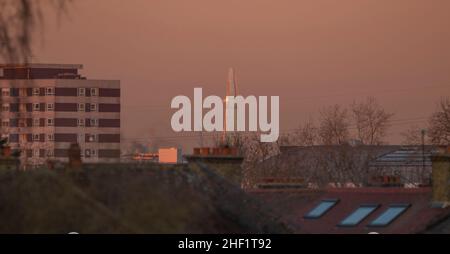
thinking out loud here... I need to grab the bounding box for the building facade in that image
[0,64,120,168]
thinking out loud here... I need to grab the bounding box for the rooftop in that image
[370,146,435,167]
[249,187,450,234]
[0,63,83,69]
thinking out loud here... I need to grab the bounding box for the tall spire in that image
[226,67,238,97]
[223,68,238,144]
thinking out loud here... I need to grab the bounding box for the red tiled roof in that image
[249,187,450,234]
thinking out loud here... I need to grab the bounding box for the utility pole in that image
[421,129,426,184]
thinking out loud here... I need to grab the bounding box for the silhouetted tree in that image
[318,104,350,145]
[428,97,450,145]
[0,0,71,61]
[292,118,318,146]
[351,97,394,145]
[401,125,429,146]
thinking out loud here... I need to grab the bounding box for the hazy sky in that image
[35,0,450,150]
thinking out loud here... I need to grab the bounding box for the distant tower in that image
[223,68,239,144]
[227,68,238,98]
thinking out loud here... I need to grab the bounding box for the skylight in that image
[368,204,410,227]
[339,204,379,227]
[304,199,339,219]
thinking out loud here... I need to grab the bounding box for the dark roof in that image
[369,146,435,167]
[0,163,289,233]
[425,212,450,234]
[249,187,450,234]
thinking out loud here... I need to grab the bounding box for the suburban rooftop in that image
[0,63,83,69]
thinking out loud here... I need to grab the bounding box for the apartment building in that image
[0,64,120,168]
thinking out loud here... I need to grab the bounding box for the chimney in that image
[185,147,243,186]
[68,143,82,170]
[431,147,450,208]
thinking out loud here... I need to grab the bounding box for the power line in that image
[120,117,430,141]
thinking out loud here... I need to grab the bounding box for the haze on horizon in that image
[32,0,450,152]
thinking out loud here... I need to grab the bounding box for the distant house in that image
[246,149,450,234]
[248,145,436,189]
[247,145,402,188]
[368,146,434,187]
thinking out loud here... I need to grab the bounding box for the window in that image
[2,103,9,112]
[47,103,54,111]
[304,199,339,219]
[368,204,410,227]
[34,149,39,158]
[339,204,379,227]
[90,88,98,96]
[33,88,40,96]
[33,103,40,111]
[78,118,85,127]
[84,149,97,158]
[47,134,54,142]
[78,88,85,96]
[90,118,98,127]
[90,103,97,112]
[47,150,54,157]
[33,118,40,127]
[0,68,3,77]
[78,103,85,112]
[47,118,54,127]
[18,119,26,127]
[87,134,96,142]
[2,120,9,127]
[46,87,55,96]
[1,88,10,97]
[33,134,40,142]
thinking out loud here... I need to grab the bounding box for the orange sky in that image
[35,0,450,150]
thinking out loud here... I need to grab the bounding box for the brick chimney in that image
[185,147,244,186]
[68,143,82,170]
[431,147,450,208]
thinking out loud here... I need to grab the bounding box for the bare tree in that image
[401,125,429,146]
[428,97,450,145]
[292,118,318,146]
[277,119,318,146]
[351,97,394,145]
[0,0,71,62]
[239,132,280,188]
[276,133,292,147]
[318,104,350,145]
